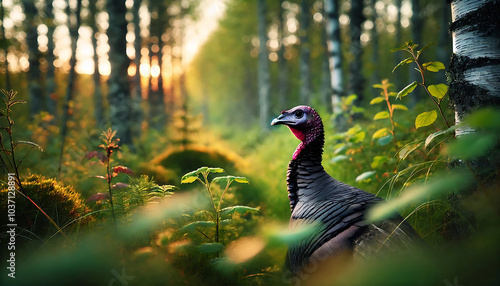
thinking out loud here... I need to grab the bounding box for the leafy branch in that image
[392,41,451,129]
[85,128,134,227]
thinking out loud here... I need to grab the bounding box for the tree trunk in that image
[277,0,288,110]
[393,0,402,89]
[348,0,364,103]
[409,0,422,106]
[444,0,500,241]
[1,0,11,90]
[323,0,343,114]
[107,0,132,145]
[370,0,378,86]
[89,0,103,125]
[22,0,42,117]
[449,0,500,134]
[257,0,270,131]
[130,0,143,137]
[44,0,57,117]
[59,0,82,175]
[299,0,311,105]
[320,5,332,111]
[437,0,451,84]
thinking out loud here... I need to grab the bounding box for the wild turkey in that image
[271,105,419,279]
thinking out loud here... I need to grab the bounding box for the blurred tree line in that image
[187,0,453,130]
[0,0,199,151]
[1,0,498,145]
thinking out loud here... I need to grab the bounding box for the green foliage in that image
[180,166,258,252]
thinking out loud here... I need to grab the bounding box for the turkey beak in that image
[271,113,287,126]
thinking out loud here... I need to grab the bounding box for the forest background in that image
[0,0,499,285]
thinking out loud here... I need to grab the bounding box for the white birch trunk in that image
[450,0,500,137]
[324,0,343,114]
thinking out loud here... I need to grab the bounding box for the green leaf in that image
[390,43,408,53]
[372,128,390,139]
[368,172,474,222]
[207,167,225,174]
[416,42,436,57]
[371,156,389,169]
[198,243,224,253]
[415,110,437,129]
[377,134,394,146]
[349,131,365,144]
[392,57,414,73]
[355,171,377,182]
[398,142,423,160]
[346,124,362,135]
[465,108,500,131]
[447,133,497,160]
[351,106,365,114]
[212,176,249,185]
[179,221,215,233]
[221,206,259,216]
[370,97,385,105]
[392,104,408,111]
[181,175,198,184]
[428,84,448,99]
[425,125,458,148]
[372,84,384,89]
[373,111,390,120]
[330,155,349,163]
[388,92,398,97]
[397,81,418,99]
[9,100,26,107]
[333,143,347,154]
[423,61,445,72]
[15,141,44,151]
[266,222,320,246]
[344,94,358,106]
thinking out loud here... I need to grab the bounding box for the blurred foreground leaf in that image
[368,172,474,222]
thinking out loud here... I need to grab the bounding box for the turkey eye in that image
[294,110,304,118]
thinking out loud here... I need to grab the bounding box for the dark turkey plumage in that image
[271,106,419,278]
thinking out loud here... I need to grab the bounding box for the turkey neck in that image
[287,130,325,212]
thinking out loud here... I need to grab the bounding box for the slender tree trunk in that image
[22,0,42,117]
[299,0,311,105]
[107,0,132,145]
[131,0,143,137]
[320,7,332,111]
[59,0,82,175]
[393,0,402,88]
[324,0,343,114]
[1,0,11,90]
[44,0,57,117]
[370,0,378,86]
[348,0,364,103]
[409,0,422,105]
[277,0,288,109]
[257,0,270,131]
[437,0,451,84]
[89,0,103,125]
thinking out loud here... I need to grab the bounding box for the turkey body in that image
[272,106,419,278]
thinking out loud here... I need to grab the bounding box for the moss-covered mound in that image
[0,174,88,244]
[142,144,247,185]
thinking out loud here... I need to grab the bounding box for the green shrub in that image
[0,174,89,245]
